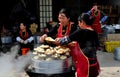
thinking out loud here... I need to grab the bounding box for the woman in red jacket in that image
[58,13,100,77]
[87,3,108,34]
[87,3,108,50]
[40,8,77,43]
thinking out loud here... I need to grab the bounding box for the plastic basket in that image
[104,41,120,53]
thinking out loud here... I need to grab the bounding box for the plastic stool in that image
[21,48,30,55]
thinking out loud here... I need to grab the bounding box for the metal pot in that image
[114,47,120,61]
[1,36,12,44]
[31,57,73,74]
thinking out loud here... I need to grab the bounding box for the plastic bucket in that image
[1,36,12,44]
[114,47,120,61]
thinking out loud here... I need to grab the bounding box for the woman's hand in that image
[40,34,47,43]
[91,5,97,11]
[55,38,60,42]
[53,38,60,45]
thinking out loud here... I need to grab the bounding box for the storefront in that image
[0,0,120,33]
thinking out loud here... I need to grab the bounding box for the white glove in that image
[24,40,28,44]
[20,39,24,43]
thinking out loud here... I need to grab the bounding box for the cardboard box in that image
[107,34,120,41]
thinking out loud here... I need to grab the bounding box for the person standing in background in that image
[87,3,108,50]
[16,21,34,55]
[87,3,108,34]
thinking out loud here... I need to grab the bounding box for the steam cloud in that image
[0,45,32,77]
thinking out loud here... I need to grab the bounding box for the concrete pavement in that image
[97,50,120,77]
[2,43,120,77]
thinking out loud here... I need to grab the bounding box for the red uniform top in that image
[58,25,90,77]
[57,23,71,38]
[91,10,102,34]
[69,43,89,77]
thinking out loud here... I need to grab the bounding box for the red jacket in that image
[91,10,102,34]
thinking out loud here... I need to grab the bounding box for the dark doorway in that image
[52,0,66,22]
[0,0,39,31]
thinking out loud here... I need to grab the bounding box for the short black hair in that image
[59,8,71,19]
[78,13,95,25]
[18,17,29,26]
